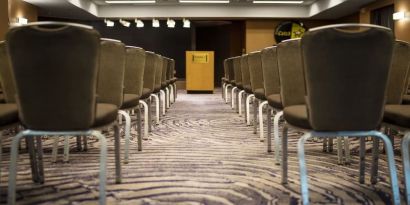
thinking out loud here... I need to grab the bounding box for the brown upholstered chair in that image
[241,54,255,126]
[161,57,171,111]
[230,56,242,113]
[168,58,177,103]
[247,51,266,138]
[378,40,410,204]
[223,58,234,103]
[6,22,122,204]
[297,24,398,204]
[153,54,166,119]
[261,46,283,157]
[142,51,158,133]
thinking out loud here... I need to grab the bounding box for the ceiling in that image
[24,0,378,20]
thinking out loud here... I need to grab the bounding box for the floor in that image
[0,90,405,205]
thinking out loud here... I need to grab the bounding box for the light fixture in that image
[119,19,131,27]
[104,19,115,27]
[152,19,160,28]
[135,19,144,28]
[183,18,190,28]
[253,0,303,3]
[106,0,156,3]
[393,11,409,20]
[167,18,176,28]
[17,17,28,25]
[179,0,229,3]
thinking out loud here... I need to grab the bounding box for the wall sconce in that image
[119,19,131,27]
[104,19,115,27]
[15,17,28,26]
[135,19,144,28]
[152,19,160,28]
[393,11,409,20]
[183,18,190,28]
[167,18,176,28]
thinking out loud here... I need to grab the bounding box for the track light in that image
[152,19,160,28]
[167,18,176,28]
[104,19,115,27]
[183,18,190,28]
[135,19,144,28]
[119,19,131,27]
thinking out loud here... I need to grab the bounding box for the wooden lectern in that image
[186,51,214,93]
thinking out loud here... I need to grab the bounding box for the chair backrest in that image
[277,39,305,107]
[143,51,157,91]
[232,56,242,85]
[227,58,235,82]
[161,56,168,85]
[6,22,101,130]
[164,57,171,81]
[124,46,145,98]
[302,24,394,131]
[154,54,163,91]
[97,38,126,107]
[240,54,251,88]
[0,41,17,103]
[261,46,280,97]
[386,40,410,104]
[247,51,264,92]
[223,59,229,80]
[169,58,175,80]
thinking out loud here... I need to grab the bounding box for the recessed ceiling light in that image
[105,0,156,3]
[179,0,229,3]
[104,19,114,27]
[167,18,176,28]
[135,19,144,28]
[253,0,303,4]
[152,19,160,28]
[183,18,190,28]
[119,19,131,27]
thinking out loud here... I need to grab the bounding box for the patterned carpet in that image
[0,90,405,204]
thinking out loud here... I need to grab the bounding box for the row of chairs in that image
[0,21,177,204]
[222,23,410,205]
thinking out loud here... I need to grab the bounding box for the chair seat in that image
[171,77,177,83]
[254,88,266,100]
[384,104,410,128]
[403,95,410,105]
[267,94,283,109]
[222,77,228,83]
[93,103,118,128]
[121,94,139,109]
[0,104,18,127]
[244,84,252,93]
[284,105,311,129]
[141,88,152,99]
[153,86,160,93]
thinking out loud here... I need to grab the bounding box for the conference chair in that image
[169,59,177,101]
[373,41,410,194]
[240,54,254,125]
[160,56,169,114]
[224,58,235,104]
[247,51,267,140]
[6,22,123,204]
[0,41,33,189]
[260,46,282,159]
[297,24,398,205]
[232,56,244,114]
[142,51,158,133]
[222,59,229,101]
[153,54,166,118]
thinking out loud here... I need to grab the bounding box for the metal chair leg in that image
[258,100,268,142]
[274,111,283,165]
[139,100,149,139]
[118,110,131,164]
[113,124,122,184]
[402,133,410,205]
[246,94,254,126]
[371,138,380,185]
[150,94,160,124]
[281,124,288,184]
[159,90,166,116]
[359,137,365,184]
[231,87,237,109]
[136,106,142,151]
[267,106,272,152]
[253,98,258,134]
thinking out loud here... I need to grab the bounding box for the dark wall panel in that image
[39,17,191,79]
